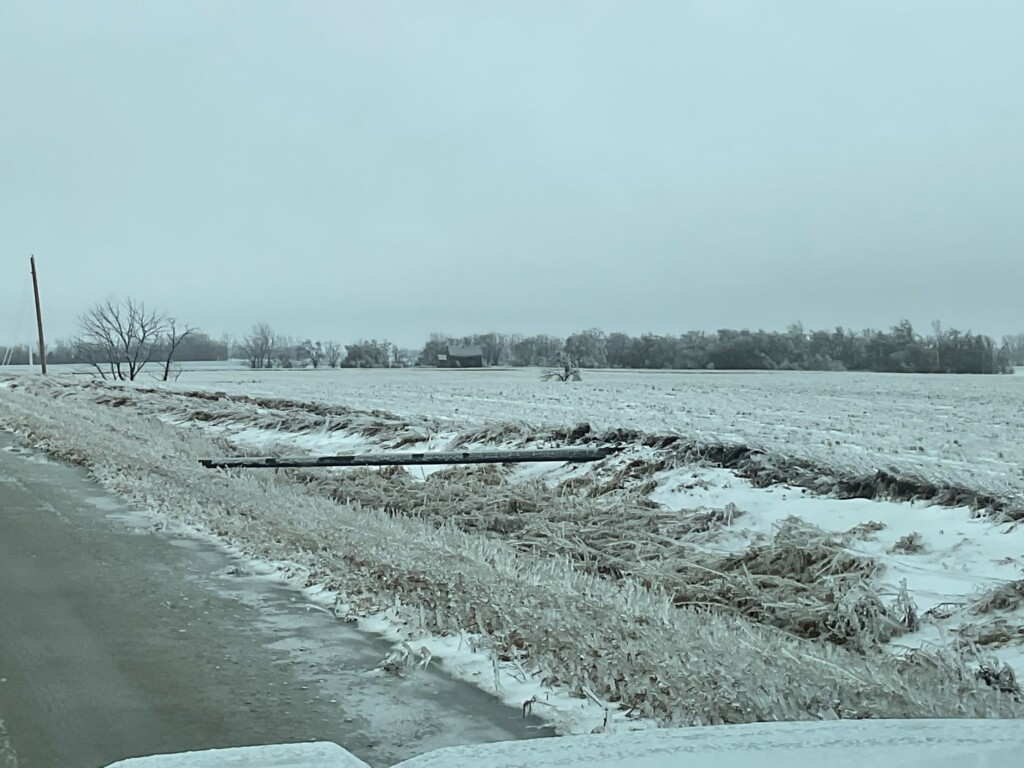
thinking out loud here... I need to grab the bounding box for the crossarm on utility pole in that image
[199,447,610,470]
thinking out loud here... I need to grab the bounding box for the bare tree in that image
[1001,333,1024,367]
[161,318,196,381]
[324,341,342,368]
[238,323,276,369]
[77,298,166,381]
[275,335,296,368]
[541,351,582,382]
[220,332,235,360]
[299,340,324,368]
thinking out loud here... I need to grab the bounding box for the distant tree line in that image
[4,307,1020,376]
[235,324,414,369]
[1001,333,1024,367]
[2,297,231,380]
[415,322,1019,374]
[3,331,231,367]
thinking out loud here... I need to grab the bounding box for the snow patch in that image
[105,742,367,768]
[390,719,1024,768]
[104,720,1024,768]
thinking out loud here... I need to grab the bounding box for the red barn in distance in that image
[437,344,484,368]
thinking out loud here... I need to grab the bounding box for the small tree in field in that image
[299,340,324,368]
[161,318,196,381]
[77,297,193,381]
[238,323,276,369]
[324,341,342,368]
[275,335,297,368]
[541,352,582,382]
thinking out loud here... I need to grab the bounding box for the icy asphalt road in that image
[0,433,552,768]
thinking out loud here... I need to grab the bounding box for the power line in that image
[2,273,31,366]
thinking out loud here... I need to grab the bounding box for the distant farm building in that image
[438,344,484,368]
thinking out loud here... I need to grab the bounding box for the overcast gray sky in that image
[2,1,1021,348]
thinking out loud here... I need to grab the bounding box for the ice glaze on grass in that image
[1,374,1022,732]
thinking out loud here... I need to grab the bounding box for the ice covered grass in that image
[1,376,1022,729]
[292,466,906,650]
[38,376,1024,660]
[286,459,1024,665]
[11,377,1024,655]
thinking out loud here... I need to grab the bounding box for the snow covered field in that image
[2,369,1023,745]
[168,369,1024,664]
[165,366,1024,502]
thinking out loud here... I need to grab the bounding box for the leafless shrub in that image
[541,368,582,382]
[888,532,926,554]
[541,355,582,382]
[843,521,887,541]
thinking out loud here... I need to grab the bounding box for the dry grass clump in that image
[671,518,910,650]
[581,455,678,499]
[938,581,1024,653]
[961,621,1024,648]
[295,463,908,650]
[449,423,537,448]
[2,378,1022,726]
[972,580,1024,615]
[889,532,927,554]
[843,520,887,541]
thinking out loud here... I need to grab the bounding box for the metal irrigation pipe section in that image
[199,447,611,470]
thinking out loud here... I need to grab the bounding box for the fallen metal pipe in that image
[199,447,611,469]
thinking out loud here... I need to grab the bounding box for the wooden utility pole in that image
[30,256,47,375]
